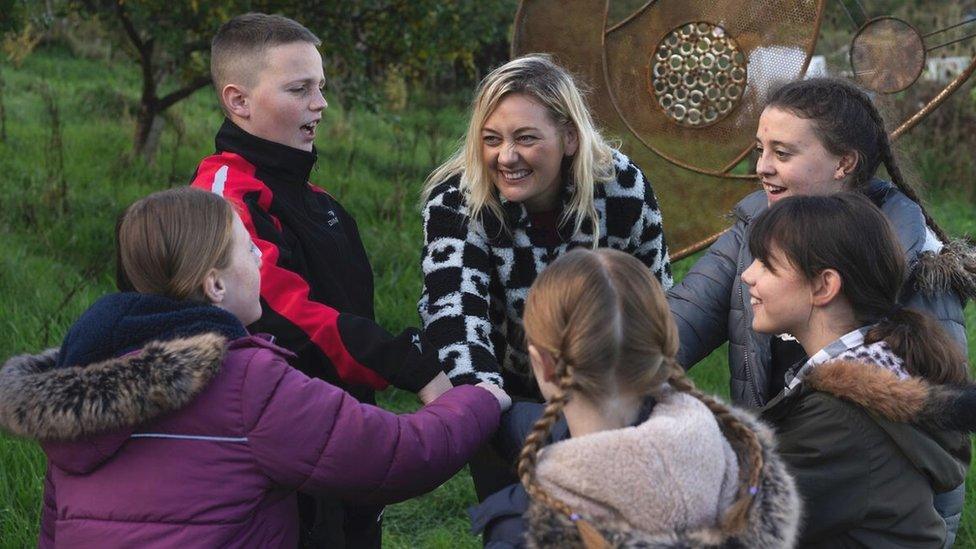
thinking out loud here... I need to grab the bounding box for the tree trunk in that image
[134,103,165,164]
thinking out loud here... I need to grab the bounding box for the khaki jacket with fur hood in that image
[761,359,974,548]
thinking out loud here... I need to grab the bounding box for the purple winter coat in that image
[0,333,500,548]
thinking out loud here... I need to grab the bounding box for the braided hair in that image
[766,77,950,243]
[517,248,766,545]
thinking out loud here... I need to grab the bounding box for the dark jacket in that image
[191,120,440,402]
[420,151,672,399]
[761,359,973,548]
[0,293,501,548]
[668,182,972,408]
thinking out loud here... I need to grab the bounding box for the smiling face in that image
[240,41,327,151]
[213,215,263,326]
[755,107,853,205]
[481,94,578,213]
[740,247,813,336]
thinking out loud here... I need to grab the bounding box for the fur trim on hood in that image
[525,401,800,548]
[912,238,976,301]
[804,359,976,433]
[0,334,226,441]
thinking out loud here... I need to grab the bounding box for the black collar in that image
[215,119,317,185]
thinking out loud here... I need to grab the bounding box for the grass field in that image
[0,47,974,548]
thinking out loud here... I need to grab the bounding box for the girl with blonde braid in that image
[472,248,799,548]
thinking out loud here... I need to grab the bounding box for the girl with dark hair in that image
[472,249,800,548]
[666,77,975,543]
[745,193,971,547]
[0,188,510,548]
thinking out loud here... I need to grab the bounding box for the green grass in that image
[0,47,974,548]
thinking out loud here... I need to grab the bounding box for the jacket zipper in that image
[737,253,763,408]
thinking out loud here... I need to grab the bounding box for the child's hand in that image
[475,381,512,412]
[417,372,454,404]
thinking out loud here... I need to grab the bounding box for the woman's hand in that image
[417,372,455,404]
[475,381,512,412]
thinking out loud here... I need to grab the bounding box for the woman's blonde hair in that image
[517,249,764,547]
[117,187,236,301]
[423,54,615,241]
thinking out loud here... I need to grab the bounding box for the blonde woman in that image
[421,55,672,403]
[472,248,799,548]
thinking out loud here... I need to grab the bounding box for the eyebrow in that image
[286,77,325,86]
[482,126,542,134]
[755,138,794,149]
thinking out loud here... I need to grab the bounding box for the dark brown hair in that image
[766,77,950,243]
[117,187,236,302]
[211,13,321,96]
[517,249,764,546]
[749,193,967,385]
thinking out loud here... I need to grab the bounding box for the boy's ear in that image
[221,84,251,119]
[810,268,843,307]
[528,344,557,383]
[201,268,226,305]
[834,150,859,180]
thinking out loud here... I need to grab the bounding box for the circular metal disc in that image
[851,17,926,94]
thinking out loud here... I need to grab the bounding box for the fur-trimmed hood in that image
[772,359,973,493]
[525,395,800,548]
[913,238,976,301]
[0,334,227,473]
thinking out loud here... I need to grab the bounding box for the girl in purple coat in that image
[0,187,510,548]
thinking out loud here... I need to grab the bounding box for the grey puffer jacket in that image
[668,181,972,409]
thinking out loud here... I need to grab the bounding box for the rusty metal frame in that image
[600,1,827,178]
[850,16,926,94]
[891,53,976,140]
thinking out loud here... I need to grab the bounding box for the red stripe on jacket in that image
[192,152,388,389]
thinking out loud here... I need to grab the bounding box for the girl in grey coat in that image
[668,78,975,545]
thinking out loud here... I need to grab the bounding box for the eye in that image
[515,135,538,144]
[774,149,791,159]
[249,241,262,259]
[754,145,763,154]
[483,135,502,146]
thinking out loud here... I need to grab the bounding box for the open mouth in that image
[762,181,787,196]
[301,120,318,138]
[500,169,531,182]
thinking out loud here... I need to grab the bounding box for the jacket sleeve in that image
[38,468,56,548]
[621,157,673,289]
[469,483,531,548]
[192,172,440,392]
[419,182,504,387]
[243,350,501,504]
[667,220,743,368]
[770,394,871,543]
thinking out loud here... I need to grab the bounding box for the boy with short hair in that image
[192,13,452,547]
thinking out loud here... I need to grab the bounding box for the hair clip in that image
[748,486,759,495]
[569,513,581,522]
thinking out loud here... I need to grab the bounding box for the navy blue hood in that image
[57,292,247,369]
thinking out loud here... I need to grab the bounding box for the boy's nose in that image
[311,89,328,111]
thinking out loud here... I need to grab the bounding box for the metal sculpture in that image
[512,1,976,259]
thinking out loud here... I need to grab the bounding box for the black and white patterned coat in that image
[419,151,672,397]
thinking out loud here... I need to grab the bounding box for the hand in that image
[417,372,454,405]
[476,381,512,412]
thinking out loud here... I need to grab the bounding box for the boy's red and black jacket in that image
[190,120,441,398]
